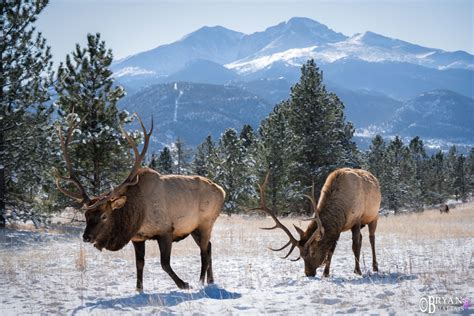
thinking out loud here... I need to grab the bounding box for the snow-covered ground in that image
[0,203,473,315]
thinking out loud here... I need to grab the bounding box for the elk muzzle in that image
[304,265,316,277]
[83,233,93,243]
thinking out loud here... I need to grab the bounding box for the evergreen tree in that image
[452,154,468,201]
[215,129,241,213]
[240,124,256,149]
[54,33,131,197]
[426,151,448,204]
[1,0,53,226]
[408,137,427,210]
[259,102,291,212]
[366,135,386,180]
[149,152,158,170]
[156,147,173,174]
[238,124,259,208]
[193,135,217,178]
[382,136,418,212]
[285,59,356,202]
[171,137,191,175]
[445,145,458,197]
[468,148,474,194]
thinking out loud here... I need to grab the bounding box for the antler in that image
[303,182,325,245]
[55,114,91,205]
[84,113,153,210]
[56,112,153,210]
[119,113,154,185]
[250,174,302,259]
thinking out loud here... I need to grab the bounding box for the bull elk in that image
[55,114,225,290]
[253,168,381,277]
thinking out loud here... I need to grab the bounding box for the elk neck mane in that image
[101,172,149,251]
[303,170,347,252]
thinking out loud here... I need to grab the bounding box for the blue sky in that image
[37,0,473,66]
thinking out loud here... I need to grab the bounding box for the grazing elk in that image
[440,204,449,214]
[253,168,381,277]
[56,114,225,290]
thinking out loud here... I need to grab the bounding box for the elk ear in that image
[111,196,127,210]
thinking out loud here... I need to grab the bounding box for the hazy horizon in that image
[36,0,473,66]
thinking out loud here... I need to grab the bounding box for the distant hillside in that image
[388,90,474,142]
[119,82,272,149]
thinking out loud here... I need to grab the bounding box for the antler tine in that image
[55,114,91,204]
[104,113,153,203]
[136,114,154,162]
[281,243,297,259]
[268,240,292,252]
[251,173,300,250]
[304,182,325,245]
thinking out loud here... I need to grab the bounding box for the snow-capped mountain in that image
[114,17,474,149]
[113,17,473,84]
[227,30,474,75]
[113,25,244,78]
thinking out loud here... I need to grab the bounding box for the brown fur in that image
[257,168,381,277]
[300,168,381,277]
[82,168,225,290]
[440,204,449,214]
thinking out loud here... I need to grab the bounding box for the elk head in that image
[251,174,325,277]
[55,113,153,251]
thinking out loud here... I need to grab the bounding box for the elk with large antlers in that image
[253,168,381,277]
[56,114,225,290]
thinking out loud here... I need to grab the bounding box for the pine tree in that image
[407,137,427,210]
[366,135,386,180]
[171,137,191,175]
[54,33,131,197]
[426,151,448,205]
[193,135,217,178]
[382,136,418,212]
[1,0,53,226]
[259,102,291,212]
[468,148,474,195]
[157,147,173,174]
[285,59,356,202]
[452,154,468,201]
[238,124,258,208]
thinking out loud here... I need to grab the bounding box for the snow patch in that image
[113,67,155,78]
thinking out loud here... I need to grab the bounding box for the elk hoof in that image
[323,271,330,278]
[354,268,362,275]
[178,282,190,290]
[136,287,143,293]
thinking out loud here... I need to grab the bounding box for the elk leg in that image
[132,241,145,292]
[323,243,337,277]
[368,219,379,272]
[191,229,213,284]
[206,242,214,284]
[351,224,362,275]
[157,235,189,289]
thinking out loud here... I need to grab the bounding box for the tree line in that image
[1,1,473,226]
[150,67,474,214]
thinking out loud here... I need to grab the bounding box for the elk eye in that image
[101,214,107,221]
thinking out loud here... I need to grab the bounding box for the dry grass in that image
[0,202,472,314]
[377,202,474,239]
[75,243,87,271]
